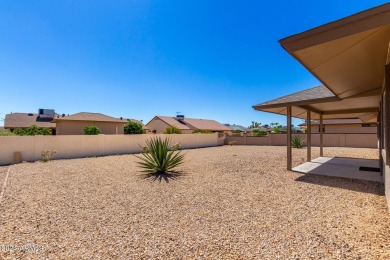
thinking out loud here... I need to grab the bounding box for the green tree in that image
[84,126,100,135]
[124,121,145,134]
[192,129,213,134]
[13,125,52,136]
[164,126,182,134]
[249,121,261,129]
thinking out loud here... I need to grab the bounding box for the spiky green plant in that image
[291,135,305,148]
[135,137,185,174]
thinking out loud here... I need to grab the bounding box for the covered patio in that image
[253,3,390,187]
[293,157,382,183]
[253,85,381,182]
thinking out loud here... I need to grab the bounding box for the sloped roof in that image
[225,124,249,131]
[4,113,56,128]
[258,3,390,122]
[149,116,231,131]
[183,118,232,131]
[253,86,337,109]
[52,112,128,123]
[299,119,365,126]
[154,116,192,130]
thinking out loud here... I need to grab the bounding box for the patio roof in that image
[254,3,390,122]
[253,85,379,122]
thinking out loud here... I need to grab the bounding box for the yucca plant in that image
[291,135,305,148]
[135,137,185,175]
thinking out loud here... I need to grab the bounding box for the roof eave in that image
[279,3,390,53]
[252,96,340,110]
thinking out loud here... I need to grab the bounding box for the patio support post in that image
[307,110,311,162]
[320,114,324,157]
[287,106,292,170]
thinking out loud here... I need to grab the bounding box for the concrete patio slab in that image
[293,157,382,183]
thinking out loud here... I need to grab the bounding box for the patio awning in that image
[253,85,379,122]
[254,3,390,122]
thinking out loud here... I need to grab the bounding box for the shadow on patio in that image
[294,157,384,195]
[295,173,384,195]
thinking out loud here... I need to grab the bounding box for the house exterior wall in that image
[305,124,377,134]
[146,118,192,134]
[56,121,124,135]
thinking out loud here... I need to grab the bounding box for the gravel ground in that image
[0,146,389,259]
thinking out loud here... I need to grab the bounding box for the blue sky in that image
[0,1,388,127]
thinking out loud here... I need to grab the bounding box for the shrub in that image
[0,129,15,136]
[232,129,243,133]
[251,129,267,136]
[13,125,52,136]
[228,141,237,146]
[135,137,185,174]
[291,135,305,148]
[273,127,280,133]
[192,129,213,134]
[124,121,145,134]
[164,126,182,134]
[84,126,100,135]
[41,150,56,162]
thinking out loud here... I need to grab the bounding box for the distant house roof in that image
[52,112,126,123]
[225,124,248,131]
[4,113,56,129]
[52,112,150,130]
[299,119,368,126]
[148,116,231,131]
[249,126,270,132]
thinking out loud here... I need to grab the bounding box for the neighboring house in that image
[146,115,232,134]
[52,112,148,135]
[224,124,249,132]
[4,109,149,135]
[4,109,56,133]
[299,119,377,134]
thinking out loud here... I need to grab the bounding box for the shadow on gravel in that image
[140,171,185,183]
[295,174,384,195]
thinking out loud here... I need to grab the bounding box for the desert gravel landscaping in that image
[0,146,389,259]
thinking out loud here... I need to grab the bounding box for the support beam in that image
[307,110,311,162]
[322,107,379,115]
[297,105,323,115]
[385,65,390,166]
[287,106,292,170]
[378,101,383,175]
[320,114,324,157]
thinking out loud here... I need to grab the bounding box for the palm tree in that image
[249,121,261,129]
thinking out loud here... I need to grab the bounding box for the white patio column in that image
[320,114,324,157]
[307,110,311,162]
[287,106,292,170]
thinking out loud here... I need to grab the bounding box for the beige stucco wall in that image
[0,134,220,165]
[225,133,377,148]
[56,121,125,135]
[305,124,377,134]
[146,118,192,134]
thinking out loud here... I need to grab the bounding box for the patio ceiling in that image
[254,3,390,122]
